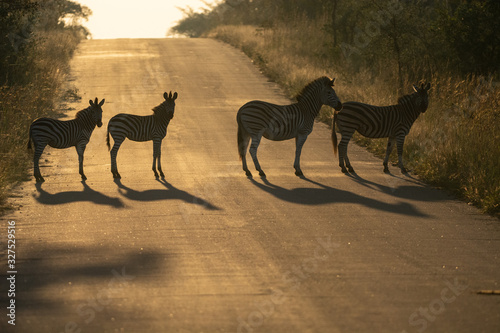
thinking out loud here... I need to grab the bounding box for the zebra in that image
[106,91,178,179]
[27,98,105,182]
[237,76,343,178]
[332,82,431,174]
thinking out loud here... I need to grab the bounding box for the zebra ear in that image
[330,78,335,86]
[172,92,178,100]
[98,99,105,107]
[413,85,419,93]
[89,99,94,106]
[94,97,98,105]
[163,92,169,100]
[424,82,431,91]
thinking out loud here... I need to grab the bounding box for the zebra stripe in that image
[106,91,178,179]
[332,82,430,173]
[237,76,342,177]
[27,98,105,182]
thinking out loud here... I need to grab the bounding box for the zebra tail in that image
[106,128,111,151]
[237,115,245,161]
[332,112,338,157]
[27,127,32,150]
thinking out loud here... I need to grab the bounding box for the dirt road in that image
[1,38,499,333]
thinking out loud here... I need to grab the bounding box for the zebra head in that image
[412,82,431,113]
[323,78,343,111]
[154,91,178,120]
[88,97,105,127]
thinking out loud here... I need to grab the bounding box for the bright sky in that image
[75,0,216,39]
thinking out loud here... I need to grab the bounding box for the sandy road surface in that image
[1,38,499,333]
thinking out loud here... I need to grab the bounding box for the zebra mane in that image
[152,101,169,114]
[75,106,91,119]
[397,92,416,106]
[295,76,332,102]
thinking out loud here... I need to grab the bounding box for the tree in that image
[0,0,91,85]
[438,0,500,75]
[0,0,39,84]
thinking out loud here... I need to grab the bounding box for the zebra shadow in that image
[250,177,428,217]
[34,181,125,208]
[114,178,220,210]
[345,172,451,202]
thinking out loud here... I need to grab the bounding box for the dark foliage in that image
[171,0,499,80]
[0,0,91,85]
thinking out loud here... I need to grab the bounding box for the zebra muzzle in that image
[334,102,343,111]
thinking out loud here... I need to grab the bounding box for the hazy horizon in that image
[75,0,215,39]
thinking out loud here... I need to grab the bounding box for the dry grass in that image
[209,22,499,216]
[408,75,499,213]
[0,31,81,212]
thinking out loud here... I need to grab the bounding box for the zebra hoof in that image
[341,167,348,173]
[244,170,253,178]
[258,170,266,178]
[383,167,390,173]
[81,175,87,181]
[113,174,121,179]
[35,177,45,183]
[295,170,304,177]
[347,166,355,173]
[401,168,409,174]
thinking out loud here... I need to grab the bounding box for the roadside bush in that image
[0,0,89,212]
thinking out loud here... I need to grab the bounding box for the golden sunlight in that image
[76,0,215,39]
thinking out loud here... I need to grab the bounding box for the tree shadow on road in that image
[250,176,428,217]
[0,244,166,331]
[114,178,220,210]
[33,181,125,208]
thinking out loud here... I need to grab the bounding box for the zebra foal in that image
[332,82,430,173]
[237,76,342,177]
[106,91,177,179]
[27,98,105,182]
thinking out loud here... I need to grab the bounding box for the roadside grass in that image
[209,22,499,216]
[0,31,81,213]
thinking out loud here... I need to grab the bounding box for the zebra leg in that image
[157,154,165,179]
[33,142,47,183]
[76,143,87,181]
[241,150,252,178]
[383,137,396,173]
[338,132,354,173]
[396,136,408,173]
[109,135,124,178]
[237,125,252,177]
[154,139,165,179]
[152,139,162,178]
[249,135,266,177]
[110,138,123,179]
[294,135,308,177]
[344,154,354,173]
